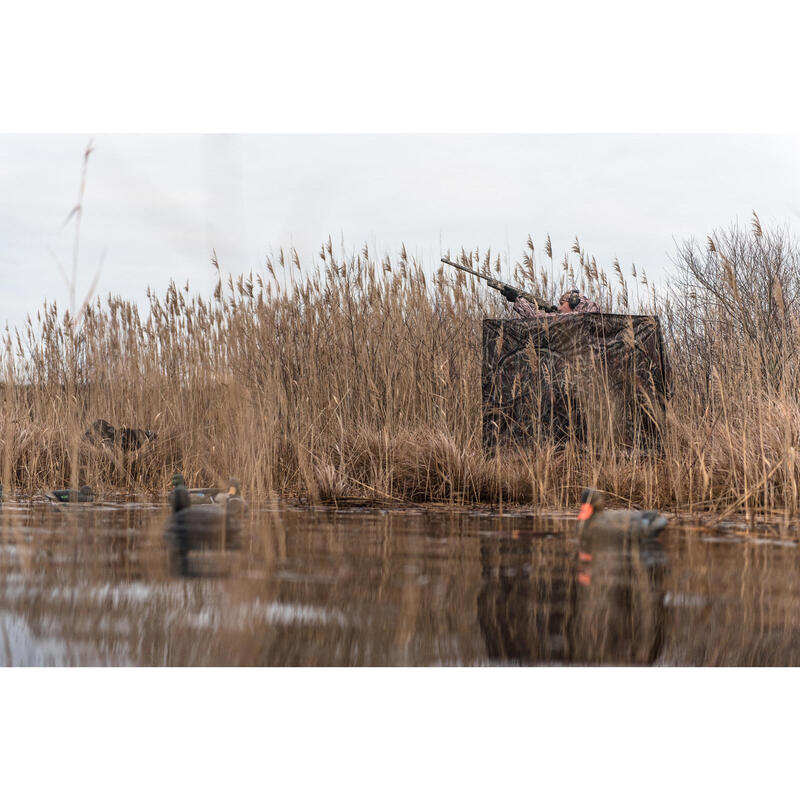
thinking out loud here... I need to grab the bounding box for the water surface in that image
[0,503,798,666]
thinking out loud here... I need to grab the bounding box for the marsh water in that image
[0,502,799,666]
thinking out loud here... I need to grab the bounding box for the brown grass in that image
[3,206,800,515]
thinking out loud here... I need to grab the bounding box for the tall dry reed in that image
[3,214,800,515]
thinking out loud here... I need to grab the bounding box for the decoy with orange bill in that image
[577,488,668,537]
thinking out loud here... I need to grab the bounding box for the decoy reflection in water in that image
[577,488,668,538]
[47,485,94,504]
[165,478,245,576]
[573,488,668,664]
[575,518,668,664]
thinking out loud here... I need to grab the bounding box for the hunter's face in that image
[568,291,581,309]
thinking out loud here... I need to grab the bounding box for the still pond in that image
[0,502,797,666]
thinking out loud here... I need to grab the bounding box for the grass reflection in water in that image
[0,504,798,666]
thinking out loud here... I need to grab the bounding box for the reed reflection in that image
[0,504,798,665]
[477,532,577,664]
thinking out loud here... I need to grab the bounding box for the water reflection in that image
[0,503,799,665]
[477,532,577,664]
[572,531,667,664]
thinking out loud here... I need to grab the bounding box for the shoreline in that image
[10,492,800,538]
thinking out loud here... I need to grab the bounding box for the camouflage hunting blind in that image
[482,315,670,450]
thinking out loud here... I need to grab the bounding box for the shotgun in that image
[441,257,557,313]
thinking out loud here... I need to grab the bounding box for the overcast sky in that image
[2,134,800,332]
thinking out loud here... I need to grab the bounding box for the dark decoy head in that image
[170,484,191,513]
[171,473,185,487]
[225,478,246,513]
[578,488,605,520]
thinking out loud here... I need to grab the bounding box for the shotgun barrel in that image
[441,257,557,313]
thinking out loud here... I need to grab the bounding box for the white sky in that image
[2,134,800,331]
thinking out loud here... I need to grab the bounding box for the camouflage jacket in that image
[512,292,600,318]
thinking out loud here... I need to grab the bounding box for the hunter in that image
[499,286,600,318]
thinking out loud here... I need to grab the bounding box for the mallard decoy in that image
[47,485,94,503]
[168,473,186,505]
[577,488,668,537]
[168,473,225,505]
[165,478,244,575]
[168,474,247,507]
[217,478,247,511]
[168,473,215,504]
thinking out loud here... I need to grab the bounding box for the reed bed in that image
[3,215,800,514]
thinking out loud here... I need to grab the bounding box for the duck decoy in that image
[168,473,227,505]
[217,478,247,511]
[168,474,248,507]
[47,485,95,503]
[168,473,187,505]
[165,479,244,575]
[577,488,668,537]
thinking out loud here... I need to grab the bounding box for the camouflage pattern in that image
[556,291,600,314]
[512,297,550,318]
[512,292,600,318]
[482,314,670,449]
